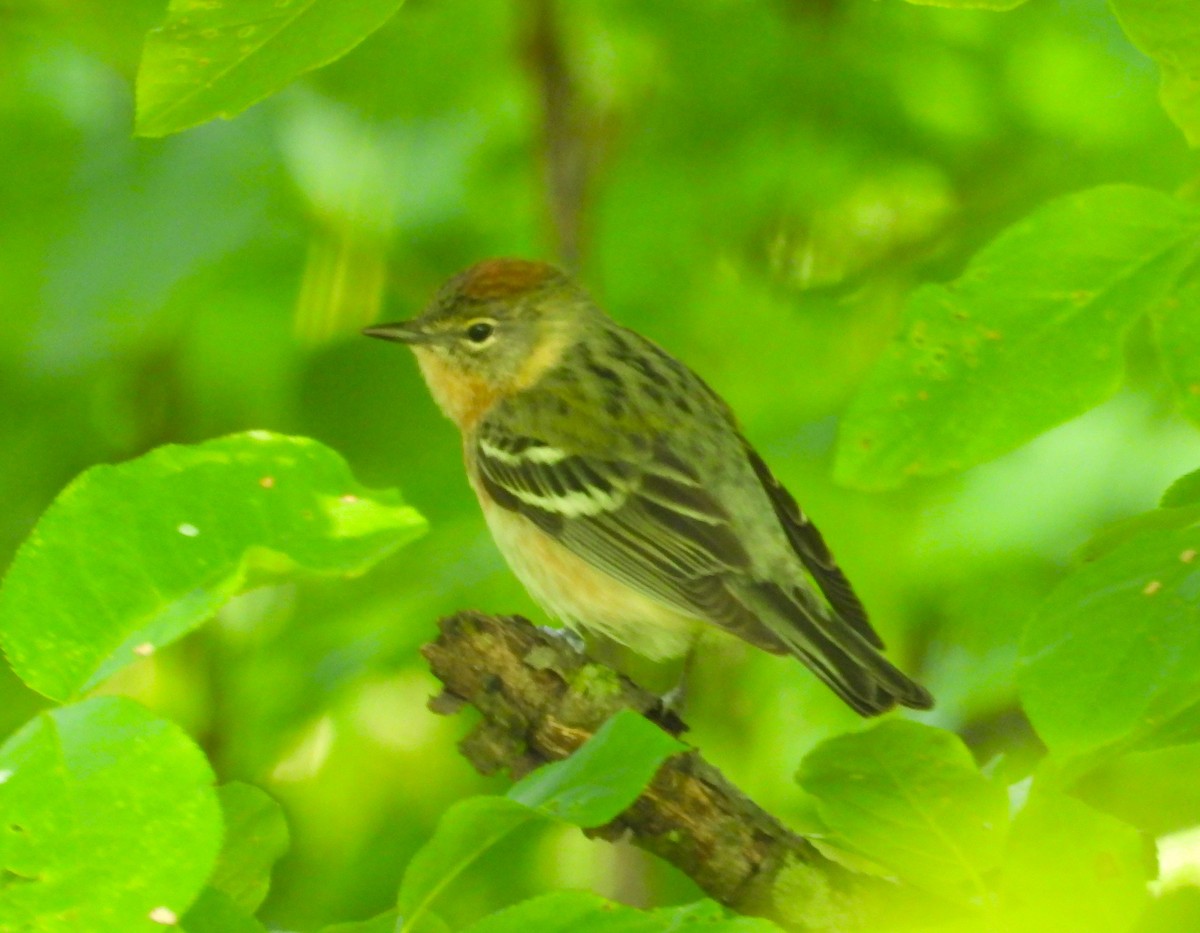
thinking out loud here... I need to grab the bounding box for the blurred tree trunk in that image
[522,0,593,271]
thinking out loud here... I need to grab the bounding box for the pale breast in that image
[475,489,701,660]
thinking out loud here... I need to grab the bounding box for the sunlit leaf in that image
[136,0,408,137]
[902,0,1029,10]
[181,887,269,933]
[1079,504,1200,562]
[509,709,685,825]
[835,185,1200,489]
[1152,267,1200,423]
[651,899,782,931]
[398,712,684,932]
[317,910,403,933]
[796,720,1008,899]
[0,431,426,701]
[1135,887,1200,933]
[1163,466,1200,507]
[461,891,782,933]
[397,796,539,933]
[999,791,1150,932]
[1074,741,1200,836]
[208,782,289,913]
[0,697,221,933]
[1019,517,1200,760]
[1111,0,1200,146]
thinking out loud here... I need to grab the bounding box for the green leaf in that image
[460,891,782,933]
[397,712,684,932]
[461,891,656,933]
[0,431,426,701]
[397,796,540,933]
[508,709,686,825]
[208,782,289,913]
[0,697,222,933]
[136,0,408,137]
[1111,0,1200,146]
[1019,519,1200,760]
[181,887,269,933]
[834,185,1200,490]
[1153,264,1200,422]
[1083,467,1200,561]
[1135,887,1200,933]
[1075,742,1200,836]
[796,720,1008,899]
[1163,466,1200,507]
[650,900,782,931]
[1079,503,1200,562]
[999,792,1150,932]
[902,0,1029,10]
[318,909,402,933]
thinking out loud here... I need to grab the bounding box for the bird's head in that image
[364,258,589,426]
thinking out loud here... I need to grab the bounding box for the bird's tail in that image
[747,581,933,716]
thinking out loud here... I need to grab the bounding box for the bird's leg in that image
[660,641,698,716]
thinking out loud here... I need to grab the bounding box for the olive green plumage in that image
[367,258,933,716]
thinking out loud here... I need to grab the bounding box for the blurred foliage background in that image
[2,0,1199,928]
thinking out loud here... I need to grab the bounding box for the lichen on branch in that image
[421,611,894,930]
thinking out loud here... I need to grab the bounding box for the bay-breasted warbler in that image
[365,258,932,716]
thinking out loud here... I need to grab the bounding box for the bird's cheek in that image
[513,329,572,391]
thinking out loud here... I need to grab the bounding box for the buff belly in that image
[478,495,702,660]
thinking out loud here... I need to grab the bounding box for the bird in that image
[364,258,932,716]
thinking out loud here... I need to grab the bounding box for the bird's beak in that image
[361,320,435,345]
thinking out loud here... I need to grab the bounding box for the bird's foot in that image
[537,624,586,654]
[657,644,696,717]
[659,680,688,718]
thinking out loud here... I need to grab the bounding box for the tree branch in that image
[421,611,892,931]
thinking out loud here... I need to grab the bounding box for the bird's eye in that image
[466,321,495,344]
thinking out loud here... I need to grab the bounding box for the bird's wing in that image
[476,420,932,715]
[732,441,931,714]
[474,421,782,649]
[740,442,884,649]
